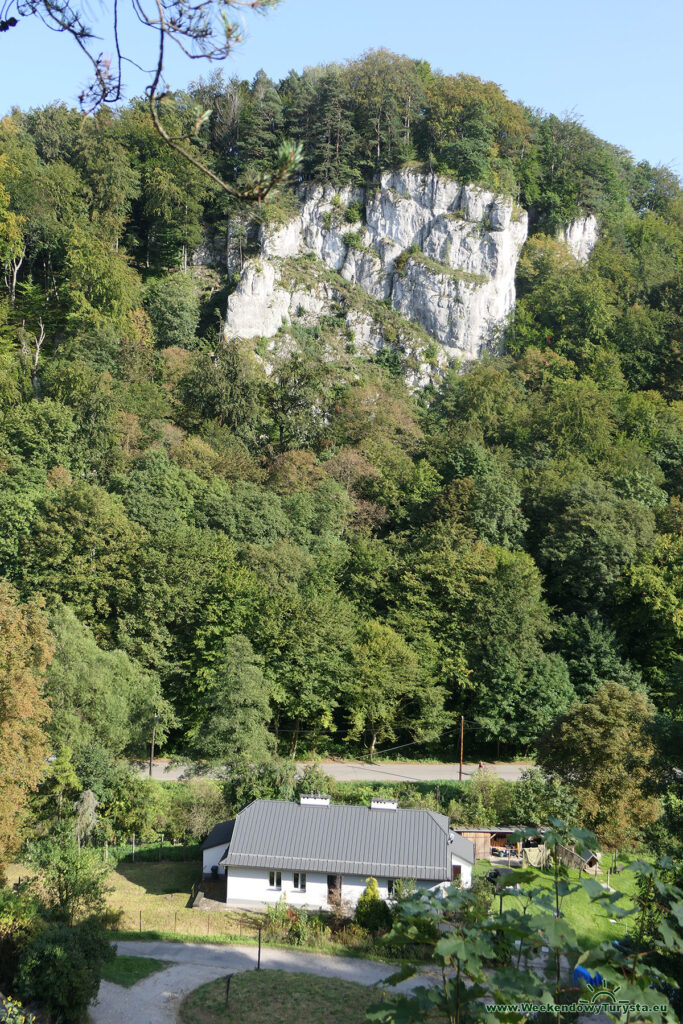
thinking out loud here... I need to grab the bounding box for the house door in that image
[451,864,462,882]
[327,874,342,901]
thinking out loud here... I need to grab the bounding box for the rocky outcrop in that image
[561,214,599,262]
[225,170,528,364]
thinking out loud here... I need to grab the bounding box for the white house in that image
[201,819,235,877]
[211,795,475,910]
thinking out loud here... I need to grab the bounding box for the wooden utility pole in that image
[459,716,464,781]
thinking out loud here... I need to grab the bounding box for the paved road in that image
[91,939,433,1024]
[138,758,532,782]
[310,760,532,782]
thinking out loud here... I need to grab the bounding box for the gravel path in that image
[90,940,428,1024]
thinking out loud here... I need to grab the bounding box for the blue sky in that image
[1,0,681,173]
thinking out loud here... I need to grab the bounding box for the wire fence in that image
[111,905,265,939]
[103,839,201,863]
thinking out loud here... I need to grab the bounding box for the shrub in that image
[26,834,112,926]
[265,895,291,934]
[0,996,36,1024]
[17,920,114,1024]
[354,877,392,933]
[287,907,310,946]
[327,891,353,930]
[343,231,364,251]
[392,877,417,902]
[344,201,364,224]
[0,888,44,992]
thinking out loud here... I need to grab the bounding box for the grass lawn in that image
[107,860,269,939]
[180,970,379,1024]
[475,858,639,947]
[100,954,170,987]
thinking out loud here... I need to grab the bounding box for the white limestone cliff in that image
[225,170,529,364]
[561,214,599,263]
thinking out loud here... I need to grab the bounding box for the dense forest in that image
[0,49,681,805]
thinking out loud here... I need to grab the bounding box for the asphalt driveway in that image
[90,940,429,1024]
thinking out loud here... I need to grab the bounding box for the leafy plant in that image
[355,877,392,933]
[0,996,36,1024]
[17,920,115,1024]
[368,823,683,1024]
[343,231,364,251]
[344,201,364,224]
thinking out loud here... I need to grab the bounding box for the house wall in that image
[202,845,227,877]
[225,866,454,908]
[450,853,473,889]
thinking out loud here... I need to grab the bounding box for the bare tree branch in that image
[1,0,301,195]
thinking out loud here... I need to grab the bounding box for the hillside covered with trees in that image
[1,50,682,857]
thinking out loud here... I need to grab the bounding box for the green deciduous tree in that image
[45,603,172,758]
[347,620,442,760]
[537,682,661,848]
[26,832,112,925]
[143,272,200,348]
[0,584,52,876]
[187,634,273,762]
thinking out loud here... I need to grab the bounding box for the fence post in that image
[257,925,262,969]
[132,833,135,862]
[174,911,177,934]
[139,909,142,932]
[159,833,164,860]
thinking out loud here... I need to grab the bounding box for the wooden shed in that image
[453,827,522,861]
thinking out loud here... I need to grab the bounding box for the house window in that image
[387,879,395,897]
[293,872,306,892]
[269,870,282,889]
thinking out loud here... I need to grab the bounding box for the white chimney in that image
[370,798,398,811]
[299,794,330,806]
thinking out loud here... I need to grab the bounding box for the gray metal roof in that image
[221,800,469,880]
[201,819,235,851]
[448,831,476,866]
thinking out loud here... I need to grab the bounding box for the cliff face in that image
[561,214,599,262]
[225,170,528,364]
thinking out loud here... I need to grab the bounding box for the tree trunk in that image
[290,718,300,758]
[9,254,23,305]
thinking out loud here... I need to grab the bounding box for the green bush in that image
[0,888,44,992]
[287,907,310,946]
[354,877,392,933]
[0,996,36,1024]
[344,201,364,224]
[265,895,292,934]
[343,231,364,251]
[392,877,417,902]
[17,921,114,1024]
